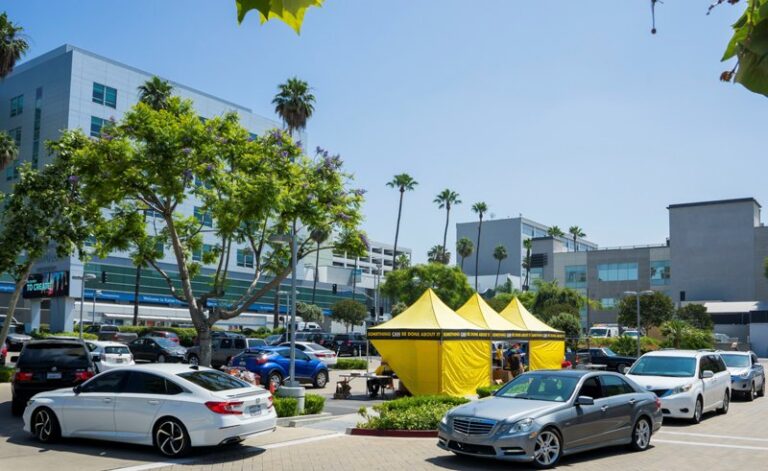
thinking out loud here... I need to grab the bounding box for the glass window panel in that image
[92,83,105,104]
[105,86,117,108]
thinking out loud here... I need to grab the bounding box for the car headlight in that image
[500,418,534,435]
[440,415,449,426]
[740,371,751,379]
[671,383,694,395]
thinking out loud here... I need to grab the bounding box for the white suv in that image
[626,350,731,423]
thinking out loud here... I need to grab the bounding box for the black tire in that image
[268,370,283,388]
[616,363,627,374]
[747,382,756,402]
[157,354,166,363]
[690,397,703,424]
[629,417,652,451]
[153,417,190,457]
[718,390,730,414]
[314,370,329,389]
[532,427,562,469]
[759,378,766,397]
[11,398,25,417]
[187,354,199,367]
[32,407,61,443]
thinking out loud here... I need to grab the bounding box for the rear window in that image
[104,346,130,354]
[177,370,251,391]
[19,343,89,367]
[306,343,326,351]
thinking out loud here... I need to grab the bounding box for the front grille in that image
[652,389,669,397]
[448,440,496,456]
[452,417,497,436]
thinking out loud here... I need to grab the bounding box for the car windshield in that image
[496,374,579,402]
[720,354,750,368]
[153,338,178,348]
[629,356,696,377]
[104,346,130,354]
[603,348,617,356]
[178,370,251,391]
[590,328,607,336]
[19,343,88,367]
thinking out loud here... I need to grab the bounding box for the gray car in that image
[719,350,765,400]
[437,370,662,469]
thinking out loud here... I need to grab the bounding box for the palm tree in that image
[568,226,586,252]
[386,174,418,269]
[427,245,450,264]
[0,13,29,79]
[547,226,565,238]
[0,131,18,170]
[492,245,508,289]
[138,76,173,110]
[434,189,461,263]
[456,237,474,270]
[272,77,315,136]
[471,202,488,291]
[522,238,533,291]
[396,253,411,270]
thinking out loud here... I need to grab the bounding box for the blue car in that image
[230,346,329,389]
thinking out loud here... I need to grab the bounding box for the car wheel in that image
[157,354,166,363]
[11,398,25,417]
[32,407,61,443]
[188,354,199,367]
[269,371,283,388]
[758,378,766,397]
[154,417,190,457]
[314,370,329,389]
[532,427,562,469]
[629,417,652,451]
[747,382,756,402]
[616,363,627,374]
[718,390,730,414]
[690,397,703,424]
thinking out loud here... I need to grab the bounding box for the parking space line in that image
[655,439,768,452]
[658,431,768,443]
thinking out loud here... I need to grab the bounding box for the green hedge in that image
[357,395,470,431]
[578,336,660,356]
[31,331,99,341]
[477,384,503,398]
[331,358,368,370]
[0,366,14,383]
[273,393,326,417]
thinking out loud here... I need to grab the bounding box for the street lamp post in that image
[92,289,102,324]
[76,273,96,339]
[624,290,654,358]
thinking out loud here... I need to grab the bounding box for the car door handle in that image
[103,398,112,403]
[147,400,160,405]
[601,405,608,412]
[628,399,636,405]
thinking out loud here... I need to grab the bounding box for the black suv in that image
[333,333,370,356]
[11,339,96,416]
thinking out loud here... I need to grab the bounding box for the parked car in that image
[186,333,247,368]
[576,347,636,373]
[264,334,282,346]
[625,350,731,423]
[230,346,329,389]
[247,338,268,349]
[85,341,135,372]
[278,342,338,366]
[22,364,276,457]
[718,350,765,400]
[623,330,641,339]
[10,339,96,416]
[83,324,120,341]
[146,330,180,344]
[6,332,33,352]
[333,332,369,356]
[129,337,187,363]
[588,324,620,338]
[438,370,662,468]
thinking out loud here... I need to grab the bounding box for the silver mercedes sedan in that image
[438,370,662,469]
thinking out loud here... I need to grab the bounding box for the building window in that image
[194,206,213,227]
[236,248,254,268]
[90,116,107,137]
[600,298,617,309]
[10,95,23,117]
[32,88,42,168]
[597,263,638,282]
[522,223,535,237]
[650,260,671,286]
[5,127,21,181]
[565,265,587,289]
[92,83,117,108]
[192,243,213,262]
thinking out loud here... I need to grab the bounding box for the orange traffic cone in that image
[269,380,276,395]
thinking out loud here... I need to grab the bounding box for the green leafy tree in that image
[310,227,330,304]
[390,302,408,317]
[764,257,768,280]
[434,189,461,263]
[138,76,173,110]
[676,304,713,331]
[0,134,95,351]
[69,87,363,366]
[456,237,474,270]
[427,245,450,264]
[617,291,674,332]
[0,131,19,170]
[396,253,411,270]
[296,302,324,324]
[522,238,533,290]
[492,244,508,289]
[0,12,29,79]
[380,263,473,310]
[330,299,367,332]
[387,174,417,270]
[530,280,585,321]
[487,291,536,312]
[470,202,488,291]
[235,0,323,33]
[568,226,586,251]
[547,226,565,238]
[272,77,315,136]
[660,319,713,350]
[548,312,582,348]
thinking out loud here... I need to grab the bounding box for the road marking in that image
[658,431,768,443]
[111,432,345,471]
[655,439,768,452]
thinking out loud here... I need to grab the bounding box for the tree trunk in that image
[311,245,320,304]
[573,234,577,252]
[197,322,212,366]
[441,206,450,263]
[460,255,465,270]
[495,260,501,290]
[132,263,142,326]
[474,217,483,291]
[352,257,358,301]
[0,264,32,351]
[392,189,404,269]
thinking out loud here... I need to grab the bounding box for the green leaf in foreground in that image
[236,0,323,33]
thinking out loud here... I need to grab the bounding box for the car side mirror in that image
[73,385,82,395]
[623,366,630,375]
[575,396,594,406]
[701,370,714,379]
[92,354,101,362]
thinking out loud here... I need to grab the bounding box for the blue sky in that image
[5,1,765,262]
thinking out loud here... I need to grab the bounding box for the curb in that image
[347,428,438,438]
[276,412,332,427]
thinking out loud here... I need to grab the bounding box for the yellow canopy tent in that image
[498,297,565,371]
[367,289,490,396]
[456,293,524,332]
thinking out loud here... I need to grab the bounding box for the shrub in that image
[304,394,326,415]
[477,384,502,398]
[273,393,326,417]
[357,395,470,430]
[31,330,98,341]
[332,358,368,370]
[0,366,14,383]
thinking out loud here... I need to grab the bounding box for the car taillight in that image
[75,369,95,382]
[205,401,244,415]
[655,397,661,410]
[267,394,274,409]
[346,340,352,345]
[256,355,268,364]
[172,338,179,343]
[14,371,33,382]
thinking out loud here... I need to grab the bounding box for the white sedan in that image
[85,341,135,372]
[23,364,276,457]
[278,341,337,366]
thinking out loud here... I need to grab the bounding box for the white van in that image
[589,324,619,338]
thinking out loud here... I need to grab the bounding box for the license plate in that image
[248,405,262,415]
[47,372,62,379]
[114,358,123,363]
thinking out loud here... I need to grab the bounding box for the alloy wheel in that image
[533,430,561,467]
[694,398,702,423]
[188,355,199,366]
[34,409,53,441]
[155,420,186,456]
[157,354,166,363]
[635,419,651,449]
[721,391,730,413]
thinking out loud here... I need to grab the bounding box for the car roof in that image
[108,363,213,375]
[89,340,129,347]
[524,369,596,378]
[716,350,752,356]
[28,338,86,345]
[641,349,716,358]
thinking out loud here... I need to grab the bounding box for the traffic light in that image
[101,270,108,283]
[332,283,337,295]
